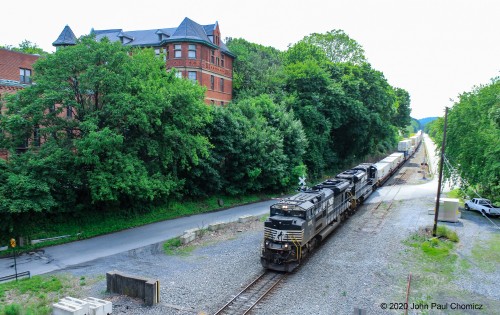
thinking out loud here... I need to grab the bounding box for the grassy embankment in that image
[402,225,500,314]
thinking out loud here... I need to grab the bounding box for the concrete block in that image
[106,271,117,293]
[106,270,159,306]
[144,280,160,306]
[60,297,89,314]
[184,228,201,237]
[53,301,87,315]
[83,297,112,315]
[238,215,256,223]
[208,222,225,231]
[180,232,196,245]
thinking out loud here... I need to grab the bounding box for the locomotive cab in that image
[261,189,334,271]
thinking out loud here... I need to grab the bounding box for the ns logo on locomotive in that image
[260,132,423,271]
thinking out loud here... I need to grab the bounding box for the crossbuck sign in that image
[299,176,306,186]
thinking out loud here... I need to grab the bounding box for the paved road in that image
[0,199,276,278]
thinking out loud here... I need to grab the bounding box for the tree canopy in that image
[0,36,212,233]
[426,78,500,201]
[302,29,367,64]
[0,40,48,56]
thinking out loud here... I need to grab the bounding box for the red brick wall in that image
[0,49,39,81]
[164,42,233,104]
[0,50,39,160]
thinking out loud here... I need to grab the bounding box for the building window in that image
[220,78,224,92]
[155,48,161,56]
[210,75,214,90]
[33,126,40,147]
[221,54,225,68]
[188,44,196,59]
[174,44,182,58]
[210,50,215,63]
[66,105,73,118]
[211,100,215,105]
[175,71,182,79]
[188,71,197,82]
[166,46,170,60]
[216,57,219,66]
[20,68,32,84]
[221,101,224,106]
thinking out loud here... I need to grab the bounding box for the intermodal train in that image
[260,132,423,271]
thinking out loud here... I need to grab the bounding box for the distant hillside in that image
[418,117,438,129]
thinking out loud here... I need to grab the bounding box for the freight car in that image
[261,133,423,271]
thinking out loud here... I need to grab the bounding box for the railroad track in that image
[214,271,285,315]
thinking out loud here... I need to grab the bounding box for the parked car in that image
[464,198,500,216]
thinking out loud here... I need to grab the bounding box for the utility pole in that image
[433,107,448,236]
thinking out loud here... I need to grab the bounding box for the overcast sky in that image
[2,0,499,119]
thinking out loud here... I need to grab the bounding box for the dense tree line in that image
[227,34,410,176]
[426,78,500,201]
[0,31,411,235]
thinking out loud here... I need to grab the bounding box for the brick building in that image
[54,17,235,105]
[0,49,40,159]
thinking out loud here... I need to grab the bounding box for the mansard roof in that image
[52,25,77,46]
[82,17,234,56]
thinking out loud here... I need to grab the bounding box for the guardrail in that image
[0,271,30,282]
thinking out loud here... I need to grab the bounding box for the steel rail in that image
[214,271,285,315]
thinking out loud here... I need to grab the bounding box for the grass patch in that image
[402,226,471,313]
[471,234,500,273]
[403,226,461,278]
[1,193,277,256]
[162,237,196,256]
[436,225,459,242]
[0,274,98,315]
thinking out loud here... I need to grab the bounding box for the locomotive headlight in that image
[284,243,289,249]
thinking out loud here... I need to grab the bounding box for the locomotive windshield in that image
[270,205,305,219]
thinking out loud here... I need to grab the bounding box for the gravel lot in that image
[52,144,500,315]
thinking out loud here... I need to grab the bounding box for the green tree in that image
[226,38,285,100]
[393,88,412,129]
[1,40,48,56]
[185,95,307,196]
[428,78,500,201]
[328,63,398,159]
[284,59,339,177]
[303,29,367,64]
[0,36,211,233]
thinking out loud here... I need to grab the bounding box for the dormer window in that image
[118,32,134,44]
[157,32,170,41]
